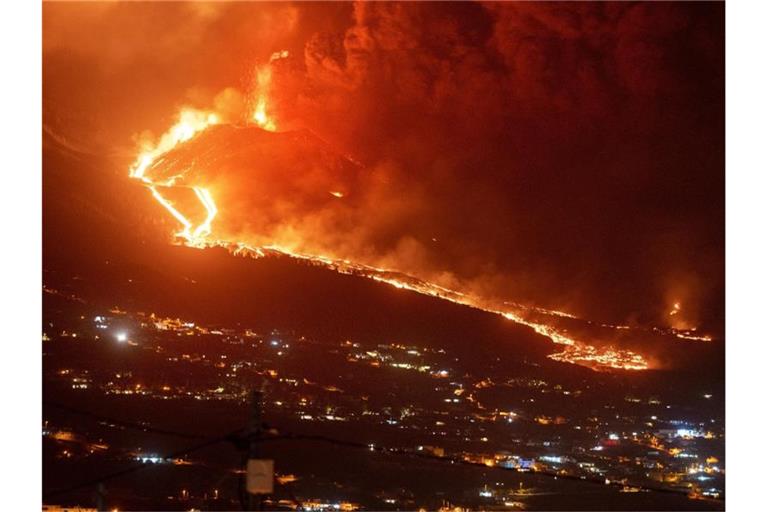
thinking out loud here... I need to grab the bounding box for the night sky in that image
[43,1,724,332]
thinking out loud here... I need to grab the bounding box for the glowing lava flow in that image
[253,67,275,131]
[227,243,651,371]
[192,187,218,239]
[129,108,220,247]
[128,67,652,372]
[128,124,650,370]
[130,109,219,182]
[252,50,288,131]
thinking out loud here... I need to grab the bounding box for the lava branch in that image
[192,187,218,240]
[147,185,218,246]
[129,108,222,247]
[202,238,653,372]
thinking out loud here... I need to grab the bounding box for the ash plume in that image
[44,1,724,332]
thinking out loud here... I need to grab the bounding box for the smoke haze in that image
[43,1,724,332]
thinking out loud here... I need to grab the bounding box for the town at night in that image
[43,264,724,510]
[8,0,764,510]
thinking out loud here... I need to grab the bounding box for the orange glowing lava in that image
[126,54,675,373]
[251,50,288,131]
[129,108,220,247]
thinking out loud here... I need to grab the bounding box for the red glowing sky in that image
[43,1,724,332]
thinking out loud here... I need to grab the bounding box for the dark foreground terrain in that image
[42,128,724,511]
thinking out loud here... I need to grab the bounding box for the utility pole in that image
[94,482,106,511]
[248,388,263,511]
[242,387,273,511]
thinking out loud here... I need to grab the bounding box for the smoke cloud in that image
[44,1,724,331]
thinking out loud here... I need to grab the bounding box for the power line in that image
[260,429,724,501]
[44,403,724,503]
[44,400,223,440]
[43,429,242,500]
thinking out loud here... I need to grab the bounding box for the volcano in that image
[123,114,721,373]
[41,3,726,509]
[44,117,723,378]
[42,124,724,511]
[147,124,361,192]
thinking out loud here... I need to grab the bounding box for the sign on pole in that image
[246,458,274,495]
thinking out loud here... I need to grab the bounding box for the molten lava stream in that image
[146,184,217,248]
[128,96,649,372]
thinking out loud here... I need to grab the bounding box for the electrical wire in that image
[44,400,215,440]
[43,404,724,504]
[43,429,242,500]
[260,429,724,501]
